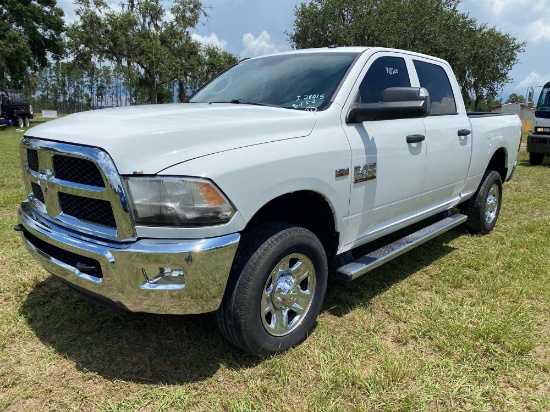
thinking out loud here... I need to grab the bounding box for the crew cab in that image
[16,47,521,356]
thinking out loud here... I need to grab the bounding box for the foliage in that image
[505,93,526,104]
[289,0,525,111]
[67,0,237,104]
[0,0,65,88]
[469,92,502,112]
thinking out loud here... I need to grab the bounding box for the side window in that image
[413,60,457,115]
[358,57,410,103]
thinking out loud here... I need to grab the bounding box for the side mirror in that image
[347,87,430,123]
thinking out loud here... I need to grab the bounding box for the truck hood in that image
[25,103,317,174]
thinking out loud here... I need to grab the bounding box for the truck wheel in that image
[529,153,544,165]
[459,170,502,234]
[217,222,328,357]
[23,116,30,127]
[17,116,24,128]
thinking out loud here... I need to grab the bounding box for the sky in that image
[56,0,550,102]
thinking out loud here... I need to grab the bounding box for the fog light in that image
[141,267,186,290]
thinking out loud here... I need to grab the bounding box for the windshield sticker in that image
[293,94,325,110]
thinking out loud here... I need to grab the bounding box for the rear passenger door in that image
[412,59,472,208]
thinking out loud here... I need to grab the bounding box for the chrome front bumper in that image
[18,201,240,314]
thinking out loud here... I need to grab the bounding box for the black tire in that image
[459,170,502,234]
[23,116,30,127]
[217,222,328,357]
[17,116,23,128]
[529,152,544,166]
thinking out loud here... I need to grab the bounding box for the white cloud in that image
[107,2,123,13]
[190,33,228,50]
[489,0,545,16]
[241,31,292,58]
[526,19,550,42]
[514,71,549,92]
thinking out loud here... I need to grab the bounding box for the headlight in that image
[123,177,235,227]
[535,127,550,133]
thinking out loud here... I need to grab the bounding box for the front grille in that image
[54,155,105,187]
[59,193,116,227]
[21,138,134,239]
[27,149,39,172]
[31,182,44,203]
[23,229,102,278]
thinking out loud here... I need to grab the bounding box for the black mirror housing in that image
[347,87,430,123]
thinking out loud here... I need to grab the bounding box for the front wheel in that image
[23,116,30,127]
[529,152,544,165]
[459,170,502,234]
[217,222,328,357]
[17,116,23,128]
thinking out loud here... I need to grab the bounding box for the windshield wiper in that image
[208,99,277,107]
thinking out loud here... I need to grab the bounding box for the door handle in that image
[458,129,471,137]
[406,134,425,143]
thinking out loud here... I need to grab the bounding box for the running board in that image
[335,214,467,281]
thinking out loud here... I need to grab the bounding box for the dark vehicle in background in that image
[0,89,33,128]
[527,82,550,165]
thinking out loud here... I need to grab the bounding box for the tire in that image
[217,222,328,357]
[529,152,544,166]
[23,116,30,127]
[459,170,502,234]
[17,116,23,128]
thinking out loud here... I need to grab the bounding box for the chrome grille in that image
[59,193,116,227]
[53,155,105,187]
[31,182,44,203]
[20,137,135,240]
[27,149,39,172]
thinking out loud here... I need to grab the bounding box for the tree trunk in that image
[150,70,157,104]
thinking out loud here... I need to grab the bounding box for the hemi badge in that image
[335,168,349,178]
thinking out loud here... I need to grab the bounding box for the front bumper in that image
[527,134,550,154]
[18,200,240,314]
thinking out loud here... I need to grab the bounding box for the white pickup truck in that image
[17,47,521,356]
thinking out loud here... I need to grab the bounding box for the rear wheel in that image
[529,152,544,165]
[459,170,502,234]
[23,116,30,127]
[17,116,23,128]
[217,222,328,357]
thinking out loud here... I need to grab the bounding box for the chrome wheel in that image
[261,253,316,337]
[485,183,499,224]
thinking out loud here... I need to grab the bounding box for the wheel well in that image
[243,191,339,260]
[487,148,507,181]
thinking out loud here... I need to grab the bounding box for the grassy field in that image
[0,125,548,411]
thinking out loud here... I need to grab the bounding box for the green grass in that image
[0,126,548,411]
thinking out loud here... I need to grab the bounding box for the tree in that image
[68,0,237,104]
[0,0,65,88]
[473,93,502,112]
[505,93,526,104]
[289,0,525,111]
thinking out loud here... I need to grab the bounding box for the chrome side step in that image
[336,214,467,281]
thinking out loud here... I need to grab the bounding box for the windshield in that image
[536,86,550,111]
[189,52,359,111]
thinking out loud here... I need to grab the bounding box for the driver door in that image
[342,53,427,246]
